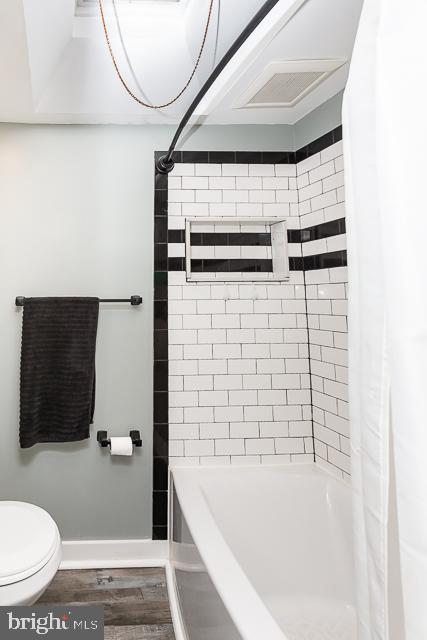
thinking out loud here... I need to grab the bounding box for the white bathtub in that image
[170,464,356,640]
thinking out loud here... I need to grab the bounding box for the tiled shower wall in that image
[297,141,349,480]
[153,130,349,535]
[164,138,348,475]
[167,161,313,465]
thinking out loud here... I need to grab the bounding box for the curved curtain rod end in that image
[156,155,175,174]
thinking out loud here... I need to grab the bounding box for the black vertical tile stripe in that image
[153,165,169,541]
[154,172,168,191]
[153,424,169,458]
[154,217,168,244]
[153,490,168,525]
[153,525,168,540]
[154,243,167,272]
[153,331,168,361]
[154,360,168,391]
[154,301,168,331]
[153,391,168,424]
[154,271,168,301]
[153,457,169,491]
[154,189,168,216]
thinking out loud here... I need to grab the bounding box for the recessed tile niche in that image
[185,217,290,282]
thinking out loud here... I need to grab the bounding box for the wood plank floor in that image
[37,568,175,640]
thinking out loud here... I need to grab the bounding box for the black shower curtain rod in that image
[156,0,281,174]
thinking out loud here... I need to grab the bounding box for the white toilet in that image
[0,501,61,605]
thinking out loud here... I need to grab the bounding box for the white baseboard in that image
[60,539,169,570]
[60,539,185,639]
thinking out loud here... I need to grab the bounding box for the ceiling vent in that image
[234,59,346,109]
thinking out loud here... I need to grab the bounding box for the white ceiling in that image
[0,0,363,125]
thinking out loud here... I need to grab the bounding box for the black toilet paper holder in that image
[97,430,142,448]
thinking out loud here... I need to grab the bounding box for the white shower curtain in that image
[343,1,427,639]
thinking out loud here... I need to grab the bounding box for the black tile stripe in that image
[289,257,304,271]
[303,250,347,271]
[154,188,167,216]
[168,229,185,244]
[153,331,168,360]
[191,232,271,247]
[154,360,168,391]
[235,151,262,164]
[153,126,345,540]
[289,218,346,244]
[153,491,168,527]
[168,251,301,273]
[288,229,302,244]
[209,151,236,163]
[153,165,169,541]
[182,150,208,163]
[155,217,167,244]
[301,218,346,243]
[157,150,297,164]
[295,126,342,163]
[153,424,168,457]
[157,129,342,169]
[154,243,167,271]
[187,221,345,247]
[154,300,168,331]
[191,258,272,273]
[154,271,167,301]
[262,151,296,164]
[289,250,347,271]
[152,525,168,540]
[168,257,185,271]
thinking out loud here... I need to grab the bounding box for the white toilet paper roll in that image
[109,436,133,456]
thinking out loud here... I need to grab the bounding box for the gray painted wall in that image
[0,122,297,540]
[294,92,343,149]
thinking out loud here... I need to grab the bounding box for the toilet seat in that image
[0,501,60,587]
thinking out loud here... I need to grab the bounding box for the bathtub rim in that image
[170,462,345,640]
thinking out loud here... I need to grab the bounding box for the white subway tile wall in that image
[298,141,349,480]
[167,266,312,466]
[167,141,349,478]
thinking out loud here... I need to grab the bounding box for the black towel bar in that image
[15,295,143,307]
